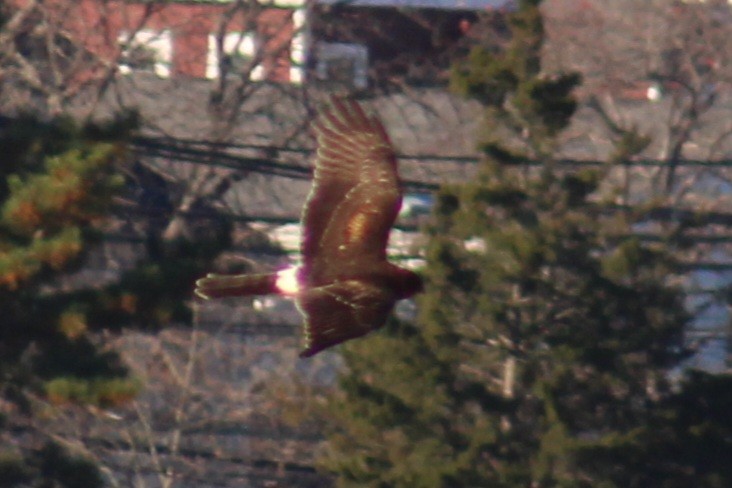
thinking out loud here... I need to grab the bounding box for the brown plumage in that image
[195,97,423,357]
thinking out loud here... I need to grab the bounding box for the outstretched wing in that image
[301,97,401,286]
[297,279,395,357]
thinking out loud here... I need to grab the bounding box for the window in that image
[314,42,368,89]
[118,29,172,78]
[289,7,309,84]
[206,31,263,80]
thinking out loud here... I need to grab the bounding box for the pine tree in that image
[0,441,105,488]
[318,1,712,486]
[0,112,232,485]
[0,115,134,406]
[0,112,227,400]
[636,370,732,487]
[0,115,133,485]
[0,110,234,485]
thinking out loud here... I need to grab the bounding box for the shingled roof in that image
[316,0,513,10]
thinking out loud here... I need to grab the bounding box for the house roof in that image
[168,0,512,10]
[316,0,513,10]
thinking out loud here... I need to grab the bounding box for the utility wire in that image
[133,135,732,168]
[132,137,439,192]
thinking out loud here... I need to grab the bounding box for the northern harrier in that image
[195,97,423,357]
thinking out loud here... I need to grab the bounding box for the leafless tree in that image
[0,0,163,116]
[32,297,336,486]
[544,0,732,206]
[102,1,317,243]
[544,0,732,369]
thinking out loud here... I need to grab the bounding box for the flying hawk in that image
[195,97,423,357]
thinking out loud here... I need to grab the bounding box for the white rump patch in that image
[275,267,301,295]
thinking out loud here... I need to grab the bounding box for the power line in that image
[114,201,732,231]
[132,137,439,192]
[111,205,422,230]
[133,135,732,168]
[132,138,312,179]
[99,229,732,271]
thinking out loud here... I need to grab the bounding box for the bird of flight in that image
[195,97,423,357]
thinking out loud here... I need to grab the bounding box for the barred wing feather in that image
[300,97,402,286]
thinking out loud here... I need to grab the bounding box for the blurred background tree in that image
[0,110,229,486]
[0,114,132,410]
[0,114,131,486]
[2,0,730,486]
[318,1,730,486]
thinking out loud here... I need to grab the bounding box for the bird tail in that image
[194,273,279,300]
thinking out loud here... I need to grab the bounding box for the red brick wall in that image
[10,0,295,81]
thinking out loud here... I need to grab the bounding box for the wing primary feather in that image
[333,97,371,131]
